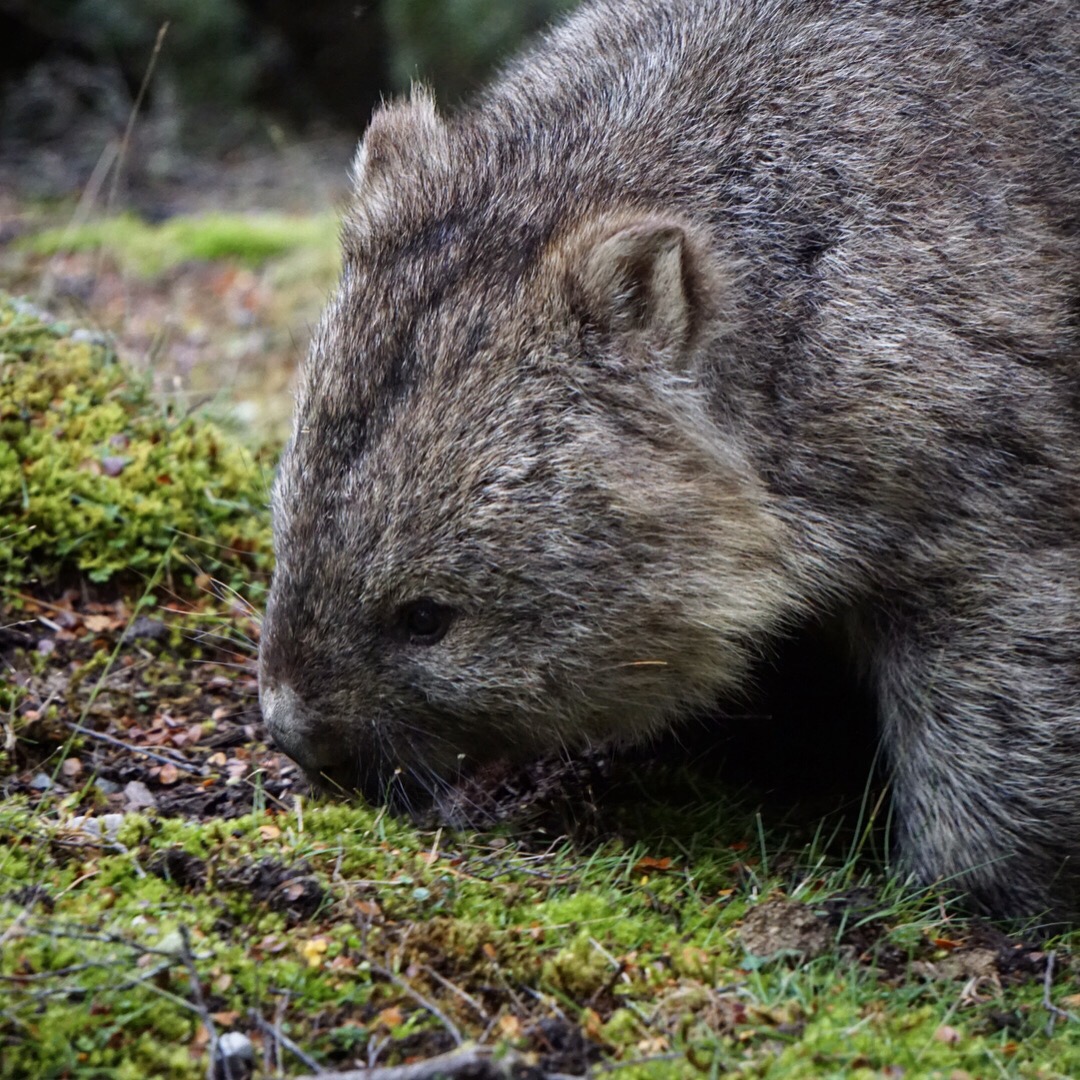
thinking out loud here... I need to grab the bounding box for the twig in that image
[1043,950,1079,1036]
[65,721,206,775]
[0,960,127,982]
[369,963,464,1047]
[2,961,175,1002]
[418,964,489,1023]
[0,908,31,949]
[9,924,199,958]
[590,1054,685,1076]
[250,1010,324,1074]
[290,1045,523,1080]
[176,926,223,1080]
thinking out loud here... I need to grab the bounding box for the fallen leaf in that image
[933,937,963,951]
[299,937,329,968]
[634,856,673,873]
[376,1006,404,1030]
[497,1015,523,1040]
[582,1009,603,1040]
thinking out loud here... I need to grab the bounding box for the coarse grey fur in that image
[259,0,1080,921]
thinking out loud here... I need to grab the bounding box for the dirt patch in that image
[739,899,835,960]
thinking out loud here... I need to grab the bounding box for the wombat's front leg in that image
[873,557,1080,922]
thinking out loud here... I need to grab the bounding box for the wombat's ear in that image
[578,219,700,353]
[351,85,449,201]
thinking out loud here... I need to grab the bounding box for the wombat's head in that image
[259,92,789,803]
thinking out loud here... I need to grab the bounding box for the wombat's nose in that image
[259,680,336,778]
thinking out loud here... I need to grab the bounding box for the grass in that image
[3,787,1080,1078]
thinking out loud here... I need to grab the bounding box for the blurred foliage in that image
[21,212,340,278]
[3,0,583,138]
[384,0,580,103]
[31,0,264,118]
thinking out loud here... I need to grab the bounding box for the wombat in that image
[259,0,1080,921]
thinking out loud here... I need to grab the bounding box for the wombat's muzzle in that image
[260,679,436,805]
[259,680,343,784]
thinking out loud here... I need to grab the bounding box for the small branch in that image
[177,926,223,1080]
[418,964,489,1023]
[369,963,464,1047]
[66,721,206,775]
[250,1010,324,1075]
[1043,950,1079,1036]
[291,1045,522,1080]
[0,908,31,950]
[590,1054,685,1076]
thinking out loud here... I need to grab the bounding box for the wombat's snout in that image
[259,680,341,785]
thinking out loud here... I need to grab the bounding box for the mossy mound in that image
[0,293,274,588]
[19,211,340,279]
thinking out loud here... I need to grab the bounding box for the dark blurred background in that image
[0,0,577,200]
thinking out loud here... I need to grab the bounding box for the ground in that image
[2,141,1080,1079]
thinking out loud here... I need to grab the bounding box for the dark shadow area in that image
[424,624,884,868]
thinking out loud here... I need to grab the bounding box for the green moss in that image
[4,795,1080,1078]
[18,212,340,278]
[0,294,274,586]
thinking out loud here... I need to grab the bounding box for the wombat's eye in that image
[399,599,454,645]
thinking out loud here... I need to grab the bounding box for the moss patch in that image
[0,294,273,587]
[3,791,1080,1078]
[19,212,340,278]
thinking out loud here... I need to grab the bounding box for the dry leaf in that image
[933,937,963,951]
[633,856,673,873]
[497,1015,524,1040]
[300,937,329,968]
[376,1006,405,1030]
